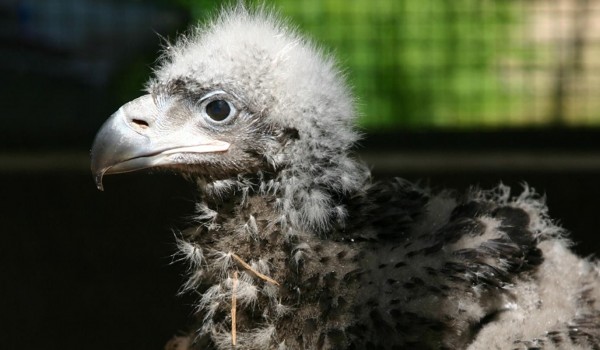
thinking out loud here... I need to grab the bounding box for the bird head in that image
[91,6,367,229]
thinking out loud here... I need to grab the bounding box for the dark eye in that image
[205,99,232,121]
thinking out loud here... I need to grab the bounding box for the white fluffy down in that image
[144,5,600,350]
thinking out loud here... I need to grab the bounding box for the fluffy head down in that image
[148,6,369,231]
[149,6,359,166]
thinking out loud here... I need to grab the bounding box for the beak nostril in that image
[131,118,150,129]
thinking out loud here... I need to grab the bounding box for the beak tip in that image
[93,170,106,191]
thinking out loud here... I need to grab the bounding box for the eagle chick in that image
[91,5,600,350]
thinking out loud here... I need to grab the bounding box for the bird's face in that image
[91,82,282,190]
[91,7,357,191]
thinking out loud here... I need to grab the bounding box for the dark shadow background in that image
[1,1,599,349]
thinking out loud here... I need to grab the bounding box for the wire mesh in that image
[272,0,600,129]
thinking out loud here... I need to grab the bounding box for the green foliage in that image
[275,0,524,129]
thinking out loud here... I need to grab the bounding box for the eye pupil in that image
[205,100,231,121]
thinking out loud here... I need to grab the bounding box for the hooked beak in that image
[90,94,229,191]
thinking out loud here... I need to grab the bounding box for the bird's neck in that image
[194,155,371,235]
[179,169,375,347]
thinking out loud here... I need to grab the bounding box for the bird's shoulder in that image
[337,182,559,348]
[351,181,550,278]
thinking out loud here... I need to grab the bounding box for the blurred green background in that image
[168,0,600,129]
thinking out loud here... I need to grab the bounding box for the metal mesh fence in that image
[269,0,600,129]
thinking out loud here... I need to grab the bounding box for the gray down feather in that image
[90,5,600,350]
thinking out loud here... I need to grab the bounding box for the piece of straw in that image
[232,270,238,346]
[231,252,280,286]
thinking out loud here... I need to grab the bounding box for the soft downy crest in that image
[149,5,369,233]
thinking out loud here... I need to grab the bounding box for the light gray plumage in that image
[91,6,600,350]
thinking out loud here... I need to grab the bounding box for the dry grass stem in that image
[232,270,238,346]
[231,252,280,286]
